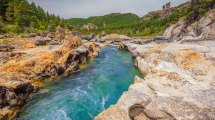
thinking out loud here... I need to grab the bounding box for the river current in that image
[16,45,142,120]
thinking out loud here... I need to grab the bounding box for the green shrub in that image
[2,39,10,44]
[20,34,26,38]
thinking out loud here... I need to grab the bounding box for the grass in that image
[1,39,10,44]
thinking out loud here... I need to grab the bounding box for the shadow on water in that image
[16,45,142,120]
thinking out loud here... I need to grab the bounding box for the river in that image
[16,45,142,120]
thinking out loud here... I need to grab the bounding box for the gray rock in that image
[50,42,59,45]
[0,35,4,39]
[4,33,12,38]
[28,33,37,38]
[33,37,46,45]
[0,45,15,52]
[0,54,8,63]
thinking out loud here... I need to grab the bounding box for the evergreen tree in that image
[5,2,15,23]
[59,20,64,28]
[15,0,37,26]
[0,0,10,20]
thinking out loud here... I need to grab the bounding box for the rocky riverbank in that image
[94,40,215,119]
[0,29,108,119]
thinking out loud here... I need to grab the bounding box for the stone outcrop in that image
[0,45,15,52]
[28,33,37,38]
[96,41,215,120]
[82,23,98,30]
[0,83,34,120]
[0,29,102,119]
[33,36,46,45]
[56,26,65,44]
[4,33,12,38]
[160,2,172,19]
[163,8,215,40]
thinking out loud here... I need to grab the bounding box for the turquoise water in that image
[16,45,142,120]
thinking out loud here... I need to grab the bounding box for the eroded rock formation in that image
[160,2,172,19]
[95,41,215,120]
[163,8,215,40]
[0,29,102,119]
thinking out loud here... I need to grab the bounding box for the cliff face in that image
[95,40,215,119]
[163,8,215,40]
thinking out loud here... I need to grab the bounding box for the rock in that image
[90,33,95,39]
[102,31,106,36]
[118,44,128,50]
[71,31,81,37]
[39,30,44,37]
[95,42,215,120]
[0,35,4,39]
[46,33,52,38]
[50,42,59,45]
[4,33,12,38]
[160,2,172,19]
[0,54,8,64]
[25,42,35,48]
[56,26,65,44]
[28,33,37,38]
[0,45,14,52]
[80,35,92,40]
[82,23,98,30]
[33,36,46,45]
[164,8,215,40]
[14,83,34,95]
[82,40,88,43]
[65,62,80,73]
[153,36,171,44]
[44,37,52,42]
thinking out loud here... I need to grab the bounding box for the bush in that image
[20,34,26,38]
[1,39,10,44]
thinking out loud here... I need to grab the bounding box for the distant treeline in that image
[0,0,214,37]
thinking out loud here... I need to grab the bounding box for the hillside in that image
[68,13,141,28]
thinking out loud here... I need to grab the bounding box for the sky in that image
[27,0,190,19]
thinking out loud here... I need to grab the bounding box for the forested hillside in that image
[78,0,215,37]
[68,13,141,27]
[0,0,215,38]
[0,0,73,37]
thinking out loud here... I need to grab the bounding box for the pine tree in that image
[0,0,10,20]
[59,20,64,28]
[5,2,15,23]
[15,0,37,26]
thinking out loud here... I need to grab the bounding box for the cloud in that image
[27,0,190,19]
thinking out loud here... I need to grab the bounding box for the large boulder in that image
[4,33,12,38]
[0,54,8,63]
[102,31,106,36]
[33,36,46,45]
[28,33,37,38]
[44,37,51,42]
[0,35,4,39]
[0,45,15,52]
[56,26,65,44]
[39,30,44,37]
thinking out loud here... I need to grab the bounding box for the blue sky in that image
[27,0,190,19]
